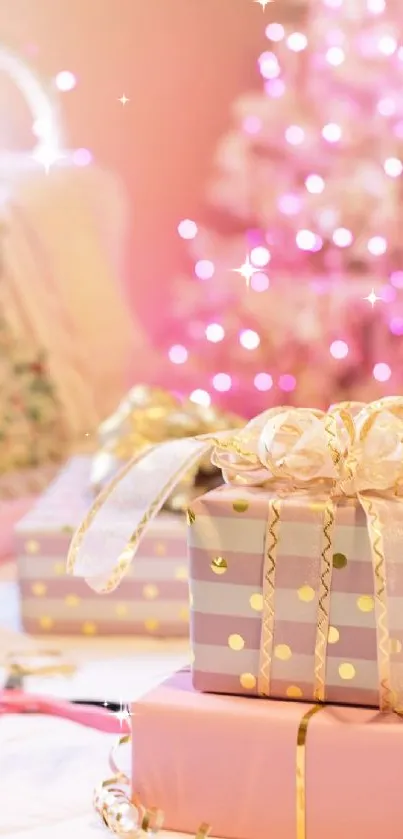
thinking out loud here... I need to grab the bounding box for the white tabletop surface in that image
[0,560,194,839]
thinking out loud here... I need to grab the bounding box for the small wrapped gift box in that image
[67,398,403,710]
[15,456,189,636]
[131,668,403,839]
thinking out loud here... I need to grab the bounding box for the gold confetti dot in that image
[144,618,159,632]
[228,633,245,651]
[240,672,256,690]
[154,542,166,556]
[180,606,189,621]
[53,562,65,576]
[31,582,47,597]
[142,584,159,600]
[186,509,196,526]
[175,565,188,581]
[286,685,303,698]
[25,540,40,554]
[390,638,402,655]
[65,594,80,608]
[298,585,315,602]
[232,500,249,513]
[82,621,97,635]
[116,603,129,617]
[275,644,292,661]
[211,556,227,575]
[39,616,54,630]
[339,662,356,680]
[357,595,374,613]
[249,593,263,612]
[328,626,340,644]
[333,552,347,570]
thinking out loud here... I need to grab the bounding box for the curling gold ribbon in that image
[68,397,403,711]
[296,705,324,839]
[258,497,282,697]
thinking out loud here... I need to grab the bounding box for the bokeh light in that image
[212,373,232,392]
[250,272,270,292]
[278,374,297,392]
[251,246,271,267]
[378,97,396,116]
[72,148,92,166]
[326,47,345,65]
[168,345,188,364]
[305,174,325,194]
[367,236,387,255]
[285,125,305,145]
[296,229,317,250]
[322,123,342,142]
[330,340,349,359]
[55,70,77,91]
[243,116,262,135]
[265,23,285,42]
[205,323,225,343]
[373,362,391,382]
[378,36,397,56]
[265,79,286,98]
[254,373,273,391]
[384,157,403,177]
[259,52,280,80]
[195,259,215,280]
[287,33,308,52]
[278,193,302,215]
[390,271,403,288]
[333,227,353,247]
[239,329,260,350]
[178,219,198,239]
[190,389,211,407]
[389,317,403,336]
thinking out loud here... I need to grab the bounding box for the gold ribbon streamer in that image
[313,499,336,703]
[296,705,324,839]
[258,497,281,697]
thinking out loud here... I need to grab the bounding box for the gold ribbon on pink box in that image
[67,396,403,713]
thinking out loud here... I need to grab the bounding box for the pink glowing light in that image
[212,373,232,392]
[379,285,396,303]
[373,363,391,382]
[278,194,301,215]
[243,116,262,135]
[259,52,280,80]
[378,36,397,56]
[389,317,403,335]
[239,329,260,350]
[178,219,198,240]
[367,0,385,13]
[326,47,345,66]
[322,123,342,142]
[265,23,285,42]
[367,236,387,255]
[251,246,270,267]
[378,98,396,117]
[265,79,286,98]
[195,259,215,280]
[72,148,92,166]
[330,340,349,359]
[323,0,343,7]
[278,374,296,392]
[333,227,353,247]
[390,271,403,288]
[254,373,273,391]
[190,389,211,407]
[305,174,325,194]
[205,323,225,343]
[168,345,188,364]
[296,230,317,250]
[287,33,308,52]
[384,157,403,177]
[55,71,77,91]
[285,125,305,145]
[250,272,270,292]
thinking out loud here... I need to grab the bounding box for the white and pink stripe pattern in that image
[15,456,189,636]
[188,485,403,707]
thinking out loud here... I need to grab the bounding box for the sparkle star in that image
[114,700,132,729]
[364,288,382,307]
[232,255,259,289]
[254,0,272,8]
[118,94,130,106]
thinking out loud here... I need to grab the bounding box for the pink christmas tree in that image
[159,0,403,417]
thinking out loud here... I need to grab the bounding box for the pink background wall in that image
[1,0,265,329]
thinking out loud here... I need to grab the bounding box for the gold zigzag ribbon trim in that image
[313,499,335,703]
[258,497,281,697]
[360,496,392,711]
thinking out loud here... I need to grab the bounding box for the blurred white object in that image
[0,46,137,441]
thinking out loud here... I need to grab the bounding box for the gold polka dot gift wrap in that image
[188,479,403,710]
[14,456,190,637]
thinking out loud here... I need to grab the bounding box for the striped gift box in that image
[15,456,189,636]
[188,484,403,707]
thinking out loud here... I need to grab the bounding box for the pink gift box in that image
[188,484,403,707]
[131,668,403,839]
[14,456,189,636]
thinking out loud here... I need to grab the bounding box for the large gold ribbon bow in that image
[89,384,243,510]
[68,396,403,711]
